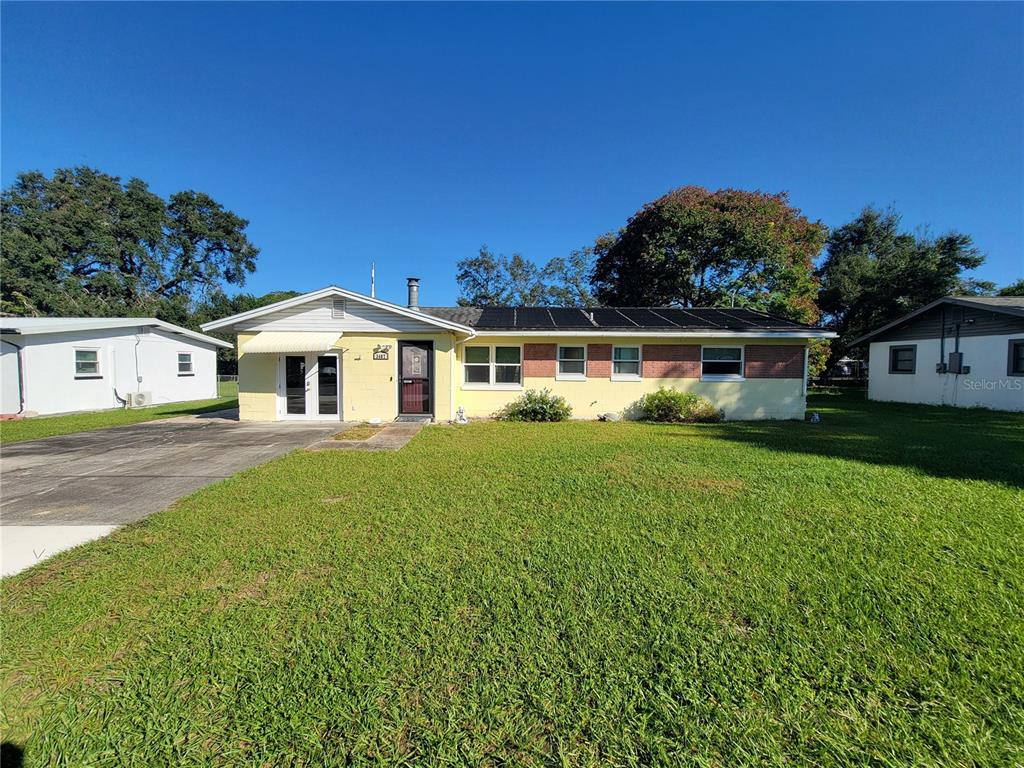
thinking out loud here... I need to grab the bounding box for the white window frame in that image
[611,345,642,381]
[462,344,523,390]
[177,351,194,376]
[556,345,587,381]
[701,345,745,381]
[74,347,102,379]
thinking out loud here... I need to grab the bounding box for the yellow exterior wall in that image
[235,331,454,422]
[338,333,453,422]
[236,331,807,422]
[454,336,807,421]
[236,332,278,421]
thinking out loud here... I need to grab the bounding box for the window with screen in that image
[889,345,916,374]
[464,347,491,384]
[178,352,193,375]
[74,349,100,378]
[558,346,586,378]
[701,347,743,379]
[612,346,641,379]
[494,346,521,384]
[463,346,522,386]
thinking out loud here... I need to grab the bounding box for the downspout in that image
[802,344,809,397]
[4,338,27,415]
[134,332,143,393]
[450,331,477,423]
[939,304,946,371]
[111,348,129,408]
[449,333,456,422]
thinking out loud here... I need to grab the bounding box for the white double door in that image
[279,353,340,420]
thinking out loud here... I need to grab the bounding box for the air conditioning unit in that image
[130,391,153,407]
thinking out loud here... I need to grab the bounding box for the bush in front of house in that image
[636,387,724,423]
[496,388,573,422]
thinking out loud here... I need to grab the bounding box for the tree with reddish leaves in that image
[591,186,826,326]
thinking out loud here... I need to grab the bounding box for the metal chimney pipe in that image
[406,277,420,310]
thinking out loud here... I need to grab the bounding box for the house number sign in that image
[372,344,391,361]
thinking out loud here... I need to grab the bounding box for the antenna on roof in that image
[370,262,376,298]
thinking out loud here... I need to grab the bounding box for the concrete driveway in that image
[1,413,340,575]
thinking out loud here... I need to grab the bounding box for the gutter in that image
[470,330,837,339]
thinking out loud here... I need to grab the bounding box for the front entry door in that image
[280,354,340,420]
[398,341,432,415]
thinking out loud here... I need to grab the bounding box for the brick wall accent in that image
[744,345,805,378]
[587,344,612,377]
[523,343,556,377]
[642,344,700,378]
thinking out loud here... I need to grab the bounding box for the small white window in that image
[178,352,194,375]
[612,346,641,380]
[557,346,586,379]
[463,345,522,388]
[332,299,346,318]
[74,349,100,378]
[702,346,744,380]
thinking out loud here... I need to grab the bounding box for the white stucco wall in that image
[868,334,1024,412]
[8,327,219,416]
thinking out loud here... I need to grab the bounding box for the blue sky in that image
[3,2,1022,306]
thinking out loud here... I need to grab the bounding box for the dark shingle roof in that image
[420,306,819,332]
[951,296,1024,314]
[848,295,1024,346]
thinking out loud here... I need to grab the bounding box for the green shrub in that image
[636,388,724,423]
[496,388,572,422]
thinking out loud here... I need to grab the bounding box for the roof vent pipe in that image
[407,277,420,310]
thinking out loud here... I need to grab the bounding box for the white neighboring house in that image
[0,317,232,417]
[851,296,1024,413]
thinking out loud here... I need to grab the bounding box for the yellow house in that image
[201,280,836,423]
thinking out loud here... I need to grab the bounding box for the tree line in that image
[0,167,298,372]
[2,169,1021,375]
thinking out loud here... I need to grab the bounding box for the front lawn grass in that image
[2,394,1022,765]
[0,394,237,444]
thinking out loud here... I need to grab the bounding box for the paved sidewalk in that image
[307,421,426,452]
[1,525,117,577]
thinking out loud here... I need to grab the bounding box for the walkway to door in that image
[306,419,427,452]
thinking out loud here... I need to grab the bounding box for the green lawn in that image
[0,382,237,444]
[2,394,1022,766]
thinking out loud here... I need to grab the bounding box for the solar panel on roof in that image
[646,308,700,328]
[589,308,637,327]
[700,309,759,329]
[546,308,595,328]
[619,308,677,327]
[671,308,728,328]
[477,307,516,328]
[515,307,556,328]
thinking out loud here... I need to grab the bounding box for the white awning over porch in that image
[240,331,342,354]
